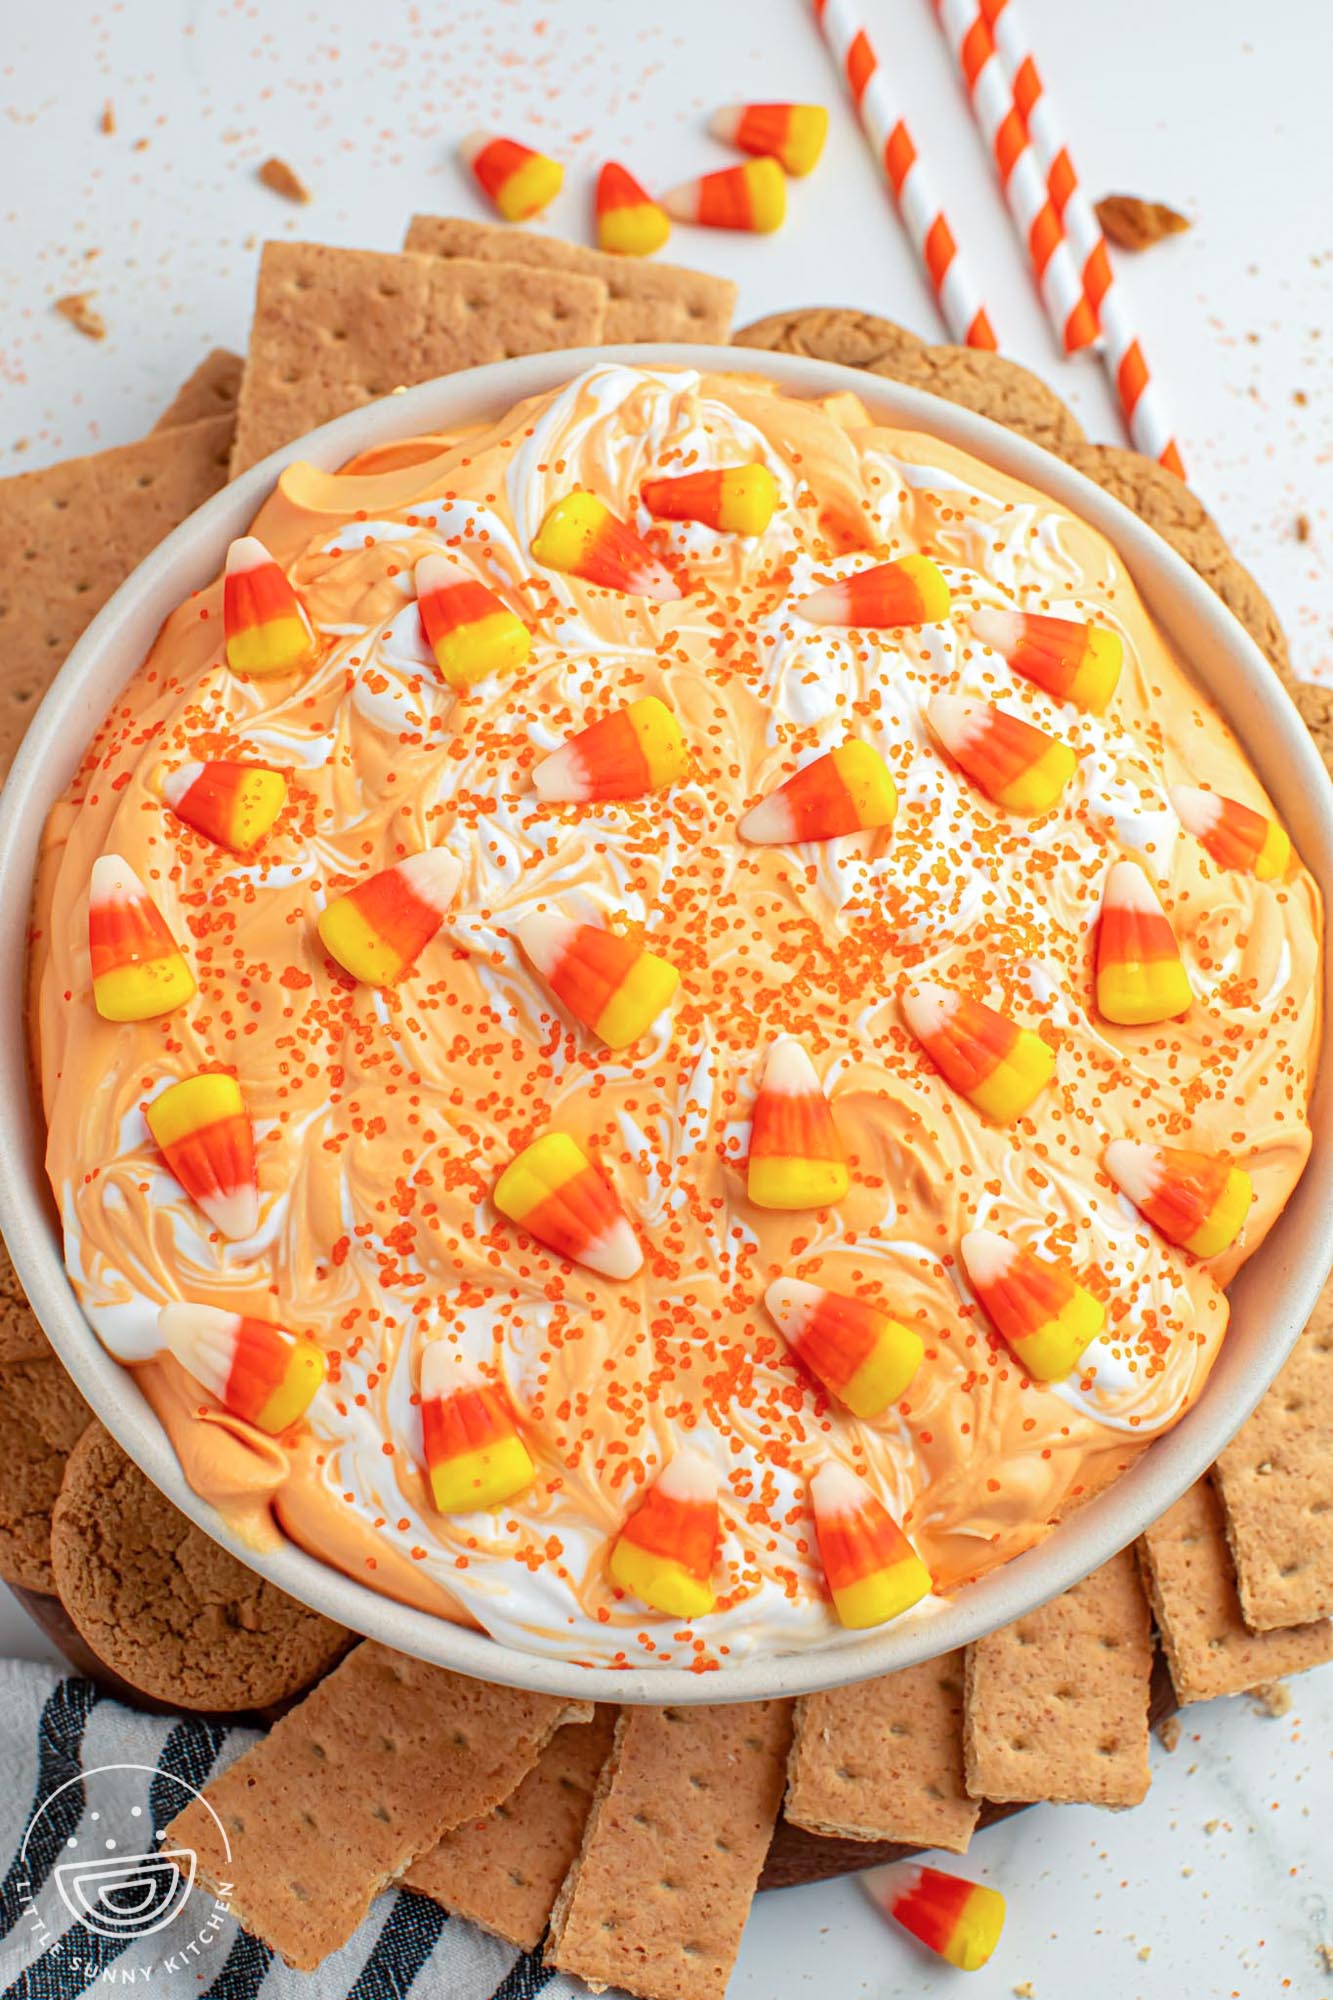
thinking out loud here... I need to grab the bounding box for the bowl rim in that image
[1,343,1328,1704]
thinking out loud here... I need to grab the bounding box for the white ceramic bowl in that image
[2,347,1328,1705]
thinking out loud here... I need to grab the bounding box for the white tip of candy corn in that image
[656,1446,719,1505]
[90,853,145,908]
[899,980,959,1045]
[926,695,989,756]
[458,130,496,168]
[1103,1139,1161,1206]
[959,1228,1016,1291]
[160,763,205,811]
[419,1342,480,1403]
[414,552,471,596]
[513,909,576,980]
[760,1035,821,1099]
[763,1276,822,1332]
[737,789,796,845]
[395,849,463,918]
[1168,785,1223,840]
[225,535,273,579]
[810,1460,865,1518]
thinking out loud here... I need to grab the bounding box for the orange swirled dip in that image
[32,365,1322,1671]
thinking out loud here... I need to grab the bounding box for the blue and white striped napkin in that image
[0,1659,593,1998]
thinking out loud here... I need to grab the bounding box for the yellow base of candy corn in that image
[147,1072,242,1148]
[830,1552,932,1629]
[967,1031,1056,1123]
[747,1155,851,1211]
[995,739,1078,815]
[226,614,314,678]
[493,1131,585,1227]
[609,1539,716,1620]
[318,901,407,986]
[839,1321,925,1418]
[254,1340,327,1434]
[778,106,829,177]
[594,953,680,1048]
[1068,628,1123,714]
[1254,820,1293,880]
[830,740,898,830]
[1183,1166,1254,1258]
[229,769,289,850]
[632,696,690,788]
[432,609,531,691]
[896,553,952,624]
[429,1434,536,1512]
[1009,1286,1104,1382]
[494,154,563,222]
[93,954,196,1023]
[531,491,603,575]
[942,1886,1007,1970]
[1097,959,1193,1026]
[716,466,780,535]
[599,203,670,256]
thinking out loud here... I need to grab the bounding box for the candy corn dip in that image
[32,364,1321,1670]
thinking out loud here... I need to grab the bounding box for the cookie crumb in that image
[258,156,311,204]
[1295,515,1311,542]
[1095,194,1190,252]
[1013,1983,1035,1998]
[1138,1946,1151,1962]
[55,293,106,341]
[1155,1714,1181,1752]
[1318,1943,1333,1972]
[99,100,115,136]
[1203,1817,1221,1835]
[1249,1679,1292,1717]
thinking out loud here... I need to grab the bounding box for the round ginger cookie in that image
[734,307,1086,456]
[0,1353,90,1592]
[52,1422,353,1711]
[0,1239,55,1366]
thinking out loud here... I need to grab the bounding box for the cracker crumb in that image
[55,293,106,341]
[1203,1818,1220,1835]
[99,99,115,136]
[1095,194,1191,252]
[1155,1715,1181,1753]
[1138,1946,1152,1962]
[1250,1680,1292,1717]
[1296,515,1311,542]
[1013,1984,1035,1998]
[258,156,311,204]
[1318,1943,1333,1972]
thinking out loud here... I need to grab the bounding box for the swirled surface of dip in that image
[33,365,1322,1669]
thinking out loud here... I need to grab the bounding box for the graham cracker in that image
[0,1351,90,1592]
[1137,1477,1333,1703]
[228,241,609,474]
[166,1641,591,1971]
[152,347,243,432]
[545,1700,791,2000]
[963,1549,1153,1808]
[0,413,234,778]
[1213,1286,1333,1630]
[51,1422,352,1712]
[785,1651,977,1852]
[404,1704,617,1951]
[403,214,737,346]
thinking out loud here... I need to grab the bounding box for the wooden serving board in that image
[11,1581,1178,1892]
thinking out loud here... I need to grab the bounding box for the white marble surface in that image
[1,0,1331,1993]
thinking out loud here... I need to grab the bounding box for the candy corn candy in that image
[460,131,562,221]
[157,1302,325,1434]
[494,1132,642,1280]
[899,981,1054,1123]
[711,103,829,178]
[532,696,688,804]
[640,464,779,537]
[960,1228,1104,1381]
[532,491,681,601]
[865,1864,1006,1971]
[162,760,288,854]
[1095,859,1193,1025]
[145,1073,259,1241]
[414,553,530,690]
[223,536,315,678]
[764,1278,923,1418]
[795,554,951,628]
[317,849,461,987]
[747,1037,849,1211]
[1170,784,1292,881]
[738,740,896,845]
[609,1447,719,1619]
[811,1462,932,1629]
[927,695,1076,815]
[418,1348,535,1512]
[516,911,679,1049]
[595,161,670,256]
[970,604,1122,714]
[661,157,786,233]
[89,855,195,1023]
[1104,1140,1253,1258]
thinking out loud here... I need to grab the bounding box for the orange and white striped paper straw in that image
[978,0,1185,476]
[933,0,1097,357]
[813,0,997,351]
